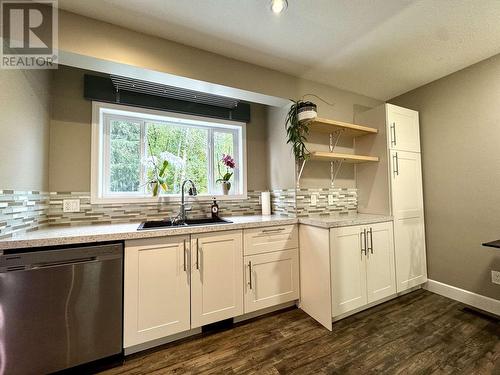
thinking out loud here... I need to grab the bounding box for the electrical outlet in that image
[328,194,334,206]
[63,199,80,213]
[310,194,318,206]
[492,270,500,285]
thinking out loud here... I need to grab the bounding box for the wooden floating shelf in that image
[309,151,379,164]
[308,118,378,137]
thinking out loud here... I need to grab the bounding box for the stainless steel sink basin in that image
[137,217,232,230]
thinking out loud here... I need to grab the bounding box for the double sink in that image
[138,217,233,230]
[137,180,234,230]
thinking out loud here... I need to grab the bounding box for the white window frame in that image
[91,101,247,204]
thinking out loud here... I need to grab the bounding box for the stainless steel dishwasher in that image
[0,243,123,375]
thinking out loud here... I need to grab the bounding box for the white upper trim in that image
[59,50,290,107]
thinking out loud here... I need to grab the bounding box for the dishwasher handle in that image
[0,243,123,273]
[31,256,98,269]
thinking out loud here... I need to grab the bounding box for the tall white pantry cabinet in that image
[355,103,427,293]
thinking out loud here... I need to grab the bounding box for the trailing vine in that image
[285,100,311,161]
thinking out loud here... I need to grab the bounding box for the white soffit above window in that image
[59,51,290,108]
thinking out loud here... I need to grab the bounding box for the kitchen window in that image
[91,102,246,203]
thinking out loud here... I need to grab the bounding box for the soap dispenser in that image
[211,198,219,219]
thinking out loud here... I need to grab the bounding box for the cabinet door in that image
[244,249,299,313]
[124,236,190,348]
[366,222,396,303]
[387,104,420,152]
[191,230,244,328]
[299,225,332,330]
[390,150,428,292]
[331,225,367,316]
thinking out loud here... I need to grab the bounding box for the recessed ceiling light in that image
[270,0,288,14]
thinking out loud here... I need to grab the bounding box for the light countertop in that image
[0,215,297,251]
[0,213,393,251]
[299,213,393,229]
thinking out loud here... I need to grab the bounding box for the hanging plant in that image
[285,100,317,161]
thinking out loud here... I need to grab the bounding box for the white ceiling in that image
[58,0,500,100]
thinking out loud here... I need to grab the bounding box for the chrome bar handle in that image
[196,238,200,270]
[364,228,368,255]
[248,261,253,290]
[360,230,367,256]
[393,152,399,176]
[183,239,187,272]
[31,257,97,269]
[368,228,373,254]
[262,228,285,233]
[390,122,397,146]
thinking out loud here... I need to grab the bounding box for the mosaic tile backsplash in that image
[270,189,296,217]
[48,191,263,226]
[295,188,357,217]
[0,187,358,237]
[0,190,49,239]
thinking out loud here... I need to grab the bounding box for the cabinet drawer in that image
[244,224,298,255]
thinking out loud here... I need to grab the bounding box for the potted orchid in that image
[143,154,169,197]
[143,151,186,197]
[216,154,236,195]
[143,126,186,197]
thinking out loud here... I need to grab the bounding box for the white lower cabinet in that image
[124,225,300,348]
[191,230,244,328]
[331,226,368,316]
[124,230,243,348]
[124,236,190,348]
[366,222,397,303]
[331,221,396,317]
[244,249,299,313]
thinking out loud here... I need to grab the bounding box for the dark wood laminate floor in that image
[100,290,500,374]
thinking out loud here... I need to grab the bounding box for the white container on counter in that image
[261,191,271,216]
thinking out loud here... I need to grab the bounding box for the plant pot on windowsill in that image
[217,154,236,196]
[149,182,159,197]
[148,179,168,198]
[221,181,231,195]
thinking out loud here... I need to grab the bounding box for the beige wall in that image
[58,10,381,190]
[58,10,295,101]
[58,10,380,110]
[246,103,269,191]
[267,104,295,190]
[390,53,500,300]
[266,99,380,190]
[0,69,51,191]
[49,66,92,192]
[49,66,270,192]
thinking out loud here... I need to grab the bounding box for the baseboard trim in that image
[424,279,499,317]
[124,328,202,355]
[234,301,297,323]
